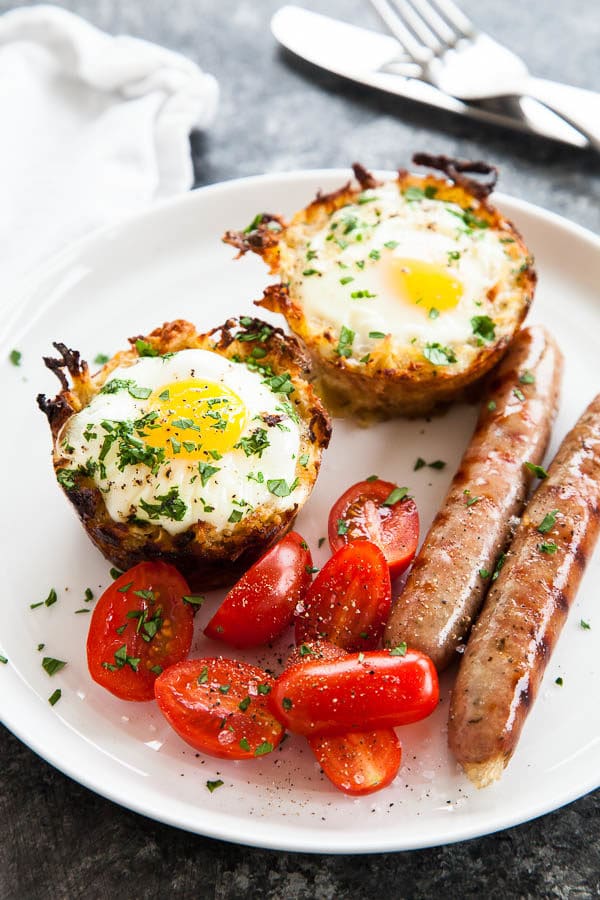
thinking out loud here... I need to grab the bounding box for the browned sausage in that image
[385,326,563,670]
[448,394,600,787]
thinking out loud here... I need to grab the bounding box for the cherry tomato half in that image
[308,730,402,796]
[154,658,284,760]
[204,532,312,648]
[328,479,419,578]
[87,562,194,702]
[294,541,391,651]
[269,648,439,737]
[288,641,402,795]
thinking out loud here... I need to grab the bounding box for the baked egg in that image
[38,318,331,589]
[224,155,536,418]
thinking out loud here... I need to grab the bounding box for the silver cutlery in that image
[271,5,599,151]
[369,0,600,149]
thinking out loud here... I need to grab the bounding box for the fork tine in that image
[392,0,446,53]
[428,0,476,39]
[369,0,433,62]
[403,0,458,46]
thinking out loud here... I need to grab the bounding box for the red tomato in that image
[294,541,391,651]
[87,562,194,702]
[328,479,419,578]
[287,640,402,795]
[309,730,402,796]
[269,648,439,736]
[204,532,313,648]
[154,658,284,760]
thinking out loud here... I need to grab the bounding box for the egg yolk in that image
[387,258,463,313]
[143,379,247,460]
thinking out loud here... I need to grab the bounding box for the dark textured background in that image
[1,1,599,897]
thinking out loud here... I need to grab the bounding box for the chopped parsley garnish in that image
[254,741,274,757]
[39,588,58,608]
[368,249,381,261]
[74,608,90,614]
[384,240,399,250]
[340,276,354,285]
[183,595,205,607]
[299,453,309,468]
[366,474,379,482]
[519,371,536,384]
[537,510,559,534]
[336,325,355,358]
[42,657,67,676]
[555,677,563,686]
[414,457,426,470]
[228,510,243,524]
[513,388,526,402]
[303,268,321,277]
[239,738,251,751]
[404,185,438,201]
[423,343,457,366]
[235,428,270,458]
[306,249,318,261]
[299,644,314,656]
[466,495,481,507]
[262,372,295,395]
[94,353,110,365]
[350,289,377,299]
[282,697,293,711]
[447,206,489,230]
[383,486,409,506]
[358,192,379,205]
[305,566,319,574]
[525,462,548,479]
[9,349,22,366]
[267,477,298,498]
[37,644,45,652]
[428,308,440,320]
[238,696,251,712]
[100,378,152,400]
[57,469,77,490]
[487,400,497,412]
[243,213,265,233]
[336,519,349,535]
[539,540,558,554]
[447,250,461,262]
[479,568,490,579]
[0,655,7,664]
[198,462,220,486]
[206,779,224,793]
[471,316,496,342]
[138,487,187,522]
[102,645,139,673]
[368,331,386,339]
[48,689,62,706]
[318,537,326,548]
[197,666,209,684]
[135,339,158,357]
[218,683,231,695]
[492,553,506,581]
[390,642,407,656]
[257,683,271,694]
[580,619,591,630]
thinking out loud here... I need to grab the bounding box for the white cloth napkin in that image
[0,4,218,292]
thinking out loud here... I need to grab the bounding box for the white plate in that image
[1,171,599,854]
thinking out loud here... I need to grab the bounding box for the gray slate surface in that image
[1,0,599,897]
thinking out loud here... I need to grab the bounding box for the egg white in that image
[60,350,303,535]
[280,182,518,358]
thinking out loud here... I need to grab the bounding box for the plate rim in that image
[1,169,599,854]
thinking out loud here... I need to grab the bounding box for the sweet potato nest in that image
[223,155,536,419]
[38,318,331,590]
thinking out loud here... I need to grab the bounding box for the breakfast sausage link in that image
[448,394,600,787]
[385,325,563,670]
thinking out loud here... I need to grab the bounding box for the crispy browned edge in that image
[222,157,536,418]
[37,318,331,591]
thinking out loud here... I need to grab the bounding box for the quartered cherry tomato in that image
[294,541,391,651]
[204,532,312,648]
[154,658,284,760]
[86,562,194,701]
[308,730,402,796]
[288,640,402,795]
[269,648,439,737]
[328,479,419,578]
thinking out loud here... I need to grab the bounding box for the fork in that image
[370,0,600,150]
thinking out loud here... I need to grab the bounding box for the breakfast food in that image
[223,154,536,417]
[37,317,331,589]
[448,394,600,787]
[385,325,562,670]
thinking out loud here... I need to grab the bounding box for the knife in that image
[271,5,594,149]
